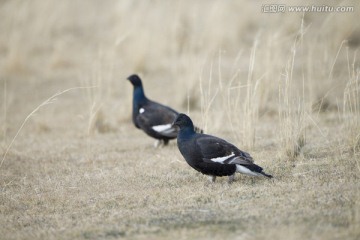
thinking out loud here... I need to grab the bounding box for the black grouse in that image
[127,74,202,147]
[173,113,272,183]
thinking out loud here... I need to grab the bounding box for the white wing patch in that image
[210,152,235,164]
[139,108,145,114]
[236,165,262,177]
[152,124,172,133]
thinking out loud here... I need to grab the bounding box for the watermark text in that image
[262,4,354,13]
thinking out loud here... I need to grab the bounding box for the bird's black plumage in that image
[173,113,273,183]
[127,74,202,146]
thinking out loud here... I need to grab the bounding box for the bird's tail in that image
[260,171,273,178]
[236,164,273,178]
[194,126,204,133]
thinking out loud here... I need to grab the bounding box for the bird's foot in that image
[154,140,169,148]
[153,140,161,148]
[208,175,216,183]
[228,174,235,184]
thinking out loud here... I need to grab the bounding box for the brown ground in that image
[1,1,360,239]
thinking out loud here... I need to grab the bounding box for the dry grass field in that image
[1,0,360,239]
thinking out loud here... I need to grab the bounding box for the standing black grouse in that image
[127,74,202,147]
[173,113,272,183]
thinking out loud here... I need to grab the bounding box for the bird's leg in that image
[208,175,216,183]
[228,174,235,184]
[154,140,161,148]
[154,139,169,148]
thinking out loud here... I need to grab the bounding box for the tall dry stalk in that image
[343,48,360,154]
[278,20,307,160]
[81,53,115,136]
[242,36,260,149]
[225,53,244,145]
[2,79,7,144]
[199,61,219,133]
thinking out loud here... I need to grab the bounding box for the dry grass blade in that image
[0,86,97,168]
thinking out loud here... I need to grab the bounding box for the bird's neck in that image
[133,86,147,105]
[178,126,195,140]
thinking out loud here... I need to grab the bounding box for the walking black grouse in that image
[173,113,272,183]
[127,74,202,147]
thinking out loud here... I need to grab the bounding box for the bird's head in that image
[173,113,194,130]
[127,74,143,87]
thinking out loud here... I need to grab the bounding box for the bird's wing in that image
[151,123,177,137]
[196,135,253,164]
[194,161,237,177]
[227,156,254,165]
[136,101,179,137]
